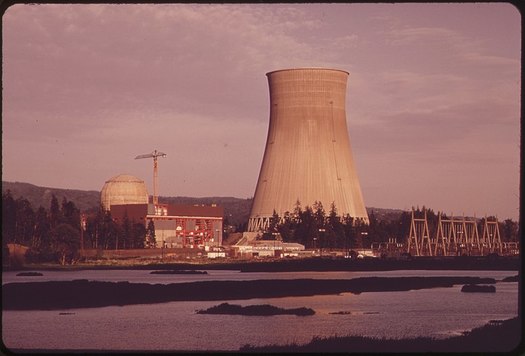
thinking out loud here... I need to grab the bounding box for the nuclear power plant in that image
[248,68,369,232]
[100,152,224,249]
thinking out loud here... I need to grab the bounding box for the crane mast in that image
[134,149,167,206]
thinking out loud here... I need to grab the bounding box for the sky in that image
[2,3,521,220]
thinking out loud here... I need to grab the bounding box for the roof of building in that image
[167,204,224,218]
[110,203,224,222]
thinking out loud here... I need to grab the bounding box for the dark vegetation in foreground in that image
[461,284,496,293]
[196,303,315,316]
[3,276,496,310]
[240,317,522,353]
[501,274,519,282]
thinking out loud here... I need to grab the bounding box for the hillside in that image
[2,181,101,213]
[2,181,406,227]
[1,181,253,226]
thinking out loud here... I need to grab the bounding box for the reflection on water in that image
[1,270,519,351]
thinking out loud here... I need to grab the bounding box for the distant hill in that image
[1,181,253,226]
[366,207,407,222]
[2,181,101,213]
[2,181,407,227]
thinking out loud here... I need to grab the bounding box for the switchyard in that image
[406,209,518,257]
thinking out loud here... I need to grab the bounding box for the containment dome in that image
[100,174,149,211]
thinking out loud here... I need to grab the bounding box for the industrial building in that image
[248,68,369,232]
[101,173,223,249]
[232,235,305,258]
[111,203,223,249]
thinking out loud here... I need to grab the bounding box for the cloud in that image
[385,26,460,46]
[2,3,520,219]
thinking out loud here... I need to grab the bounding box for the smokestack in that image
[248,68,368,232]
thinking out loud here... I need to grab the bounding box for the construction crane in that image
[135,149,167,206]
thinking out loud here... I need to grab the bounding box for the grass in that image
[240,317,522,353]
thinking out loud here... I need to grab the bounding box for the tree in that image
[342,214,357,250]
[32,206,51,250]
[327,202,344,249]
[49,195,61,229]
[61,197,80,228]
[2,190,17,243]
[313,201,326,228]
[277,211,296,242]
[268,210,280,233]
[132,222,147,249]
[146,219,156,248]
[15,197,36,245]
[296,205,317,248]
[501,219,518,242]
[51,223,80,265]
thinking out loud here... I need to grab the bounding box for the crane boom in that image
[135,151,166,160]
[134,150,167,206]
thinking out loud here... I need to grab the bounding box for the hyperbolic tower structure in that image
[248,68,368,232]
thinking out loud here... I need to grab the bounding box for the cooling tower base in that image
[248,217,271,232]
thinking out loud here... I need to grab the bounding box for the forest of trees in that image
[2,190,155,265]
[267,201,520,251]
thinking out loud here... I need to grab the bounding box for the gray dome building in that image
[100,174,149,211]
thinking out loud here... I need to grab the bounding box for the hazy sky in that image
[2,3,521,220]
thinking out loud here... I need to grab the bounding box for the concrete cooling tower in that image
[248,68,368,232]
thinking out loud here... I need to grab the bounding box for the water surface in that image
[2,270,518,351]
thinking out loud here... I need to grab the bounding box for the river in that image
[1,269,519,351]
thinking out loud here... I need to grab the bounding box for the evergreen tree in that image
[327,202,344,249]
[49,195,61,229]
[268,210,280,233]
[502,219,518,241]
[342,214,357,250]
[51,223,80,265]
[15,197,36,245]
[33,206,51,250]
[146,219,156,248]
[132,222,147,249]
[2,190,17,243]
[61,197,80,228]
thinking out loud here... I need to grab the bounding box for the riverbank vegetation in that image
[240,317,521,353]
[196,303,315,316]
[2,190,155,266]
